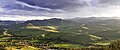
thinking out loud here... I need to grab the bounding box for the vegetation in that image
[0,18,120,50]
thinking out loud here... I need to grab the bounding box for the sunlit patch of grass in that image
[0,37,11,40]
[5,46,39,50]
[92,42,110,45]
[46,26,57,30]
[21,46,39,50]
[0,37,12,42]
[3,30,12,36]
[82,27,89,29]
[25,25,59,32]
[41,34,46,37]
[52,44,86,48]
[5,46,22,50]
[0,42,10,45]
[6,47,17,50]
[45,30,58,32]
[26,26,41,29]
[87,34,102,40]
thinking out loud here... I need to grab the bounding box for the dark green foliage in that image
[109,40,120,50]
[0,18,120,49]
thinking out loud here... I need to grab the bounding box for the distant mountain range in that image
[0,17,120,26]
[0,21,24,26]
[22,18,77,26]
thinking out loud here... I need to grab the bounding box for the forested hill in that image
[21,18,78,26]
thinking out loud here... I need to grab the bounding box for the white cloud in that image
[15,1,52,10]
[0,0,120,20]
[0,15,62,21]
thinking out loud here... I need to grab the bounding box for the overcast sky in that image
[0,0,120,20]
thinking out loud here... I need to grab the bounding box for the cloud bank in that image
[0,0,120,20]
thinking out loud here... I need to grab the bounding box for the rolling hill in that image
[0,17,120,49]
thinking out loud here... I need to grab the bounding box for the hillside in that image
[22,18,78,26]
[0,18,120,49]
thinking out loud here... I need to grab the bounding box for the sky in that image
[0,0,120,20]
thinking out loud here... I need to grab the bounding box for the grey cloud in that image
[18,0,77,9]
[99,0,120,5]
[0,0,120,20]
[17,0,90,10]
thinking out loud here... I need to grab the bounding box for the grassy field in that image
[52,44,87,48]
[5,46,39,50]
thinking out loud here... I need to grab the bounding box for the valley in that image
[0,18,120,50]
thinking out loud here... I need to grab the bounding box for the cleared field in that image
[52,44,86,48]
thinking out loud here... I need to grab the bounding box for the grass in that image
[92,42,110,45]
[52,44,86,48]
[44,29,58,32]
[0,42,10,45]
[46,26,57,30]
[6,46,39,50]
[87,34,102,40]
[26,25,59,32]
[0,37,11,40]
[21,46,39,50]
[3,30,12,36]
[6,47,17,50]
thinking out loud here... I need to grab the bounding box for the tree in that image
[109,40,120,50]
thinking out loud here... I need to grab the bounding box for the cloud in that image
[0,0,120,20]
[0,0,65,16]
[0,15,62,21]
[17,0,84,9]
[99,0,120,4]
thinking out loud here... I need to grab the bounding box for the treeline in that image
[0,40,120,50]
[108,40,120,50]
[47,40,120,50]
